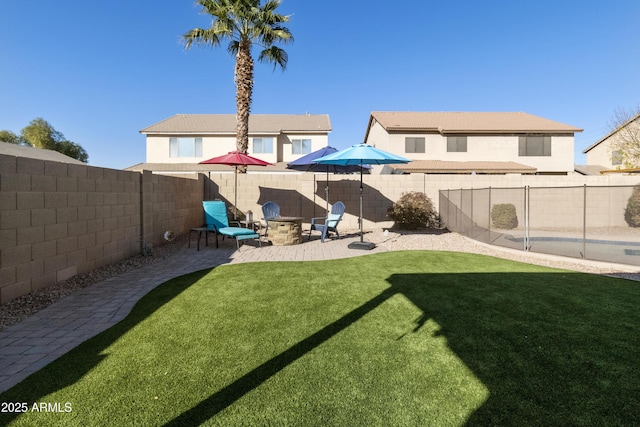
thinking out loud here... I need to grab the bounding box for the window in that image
[169,137,202,158]
[611,151,623,166]
[405,137,425,153]
[447,136,467,152]
[519,135,551,156]
[253,137,273,154]
[292,139,311,155]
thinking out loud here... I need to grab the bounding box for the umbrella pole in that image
[348,163,376,250]
[234,165,238,220]
[325,169,329,217]
[359,166,364,242]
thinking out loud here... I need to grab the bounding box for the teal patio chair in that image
[203,200,261,248]
[309,201,346,243]
[261,201,280,237]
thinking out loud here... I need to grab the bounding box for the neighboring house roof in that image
[0,141,85,164]
[391,160,537,174]
[140,114,332,135]
[574,164,609,175]
[366,111,582,139]
[126,162,293,173]
[582,111,640,153]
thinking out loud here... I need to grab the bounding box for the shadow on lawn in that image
[1,270,638,426]
[388,273,640,425]
[163,272,639,426]
[0,267,215,426]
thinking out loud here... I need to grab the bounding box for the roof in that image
[574,164,609,175]
[367,111,582,138]
[582,111,640,153]
[140,114,332,135]
[0,142,85,164]
[126,162,296,173]
[391,160,537,174]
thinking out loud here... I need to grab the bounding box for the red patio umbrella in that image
[200,151,272,219]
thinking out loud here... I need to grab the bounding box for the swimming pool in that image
[505,236,640,266]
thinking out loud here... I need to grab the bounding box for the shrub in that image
[625,185,640,227]
[491,203,518,229]
[387,192,440,230]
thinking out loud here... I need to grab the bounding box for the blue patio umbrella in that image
[314,143,411,250]
[287,146,368,216]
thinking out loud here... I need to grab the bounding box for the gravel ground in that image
[1,230,638,331]
[0,235,189,331]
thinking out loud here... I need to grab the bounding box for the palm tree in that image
[183,0,293,161]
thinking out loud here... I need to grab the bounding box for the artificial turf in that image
[1,251,638,426]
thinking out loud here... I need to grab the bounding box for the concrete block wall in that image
[141,171,204,246]
[0,157,204,304]
[3,155,637,305]
[204,172,428,232]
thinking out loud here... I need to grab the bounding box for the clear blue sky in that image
[2,1,639,169]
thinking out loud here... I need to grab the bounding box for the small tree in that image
[625,185,640,227]
[2,119,88,162]
[20,118,88,162]
[387,192,440,230]
[491,204,518,229]
[607,106,640,169]
[0,130,26,145]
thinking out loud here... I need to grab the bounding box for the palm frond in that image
[182,28,223,49]
[258,46,288,70]
[227,40,240,55]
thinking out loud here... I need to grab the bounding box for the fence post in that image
[524,185,530,252]
[470,188,474,238]
[583,184,587,259]
[455,189,459,232]
[488,186,492,242]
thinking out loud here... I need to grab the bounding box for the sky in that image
[1,0,639,170]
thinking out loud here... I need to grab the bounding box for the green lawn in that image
[1,251,639,426]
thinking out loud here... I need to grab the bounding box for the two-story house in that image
[582,111,640,171]
[133,113,331,172]
[364,111,582,175]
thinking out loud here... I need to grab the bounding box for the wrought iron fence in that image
[439,185,640,266]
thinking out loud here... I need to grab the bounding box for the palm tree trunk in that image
[235,42,254,172]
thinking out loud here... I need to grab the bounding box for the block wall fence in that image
[1,152,638,303]
[0,156,203,304]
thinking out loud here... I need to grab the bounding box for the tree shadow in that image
[257,186,326,220]
[162,288,396,426]
[161,272,639,425]
[387,272,640,426]
[2,270,638,425]
[315,179,394,222]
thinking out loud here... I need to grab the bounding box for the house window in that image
[292,139,311,155]
[447,136,467,152]
[405,137,425,153]
[253,137,273,154]
[611,151,623,166]
[519,135,551,156]
[169,137,202,158]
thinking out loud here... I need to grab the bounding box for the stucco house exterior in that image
[134,113,331,172]
[582,112,640,170]
[363,111,582,174]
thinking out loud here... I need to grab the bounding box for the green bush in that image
[625,185,640,227]
[491,203,518,229]
[387,192,440,230]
